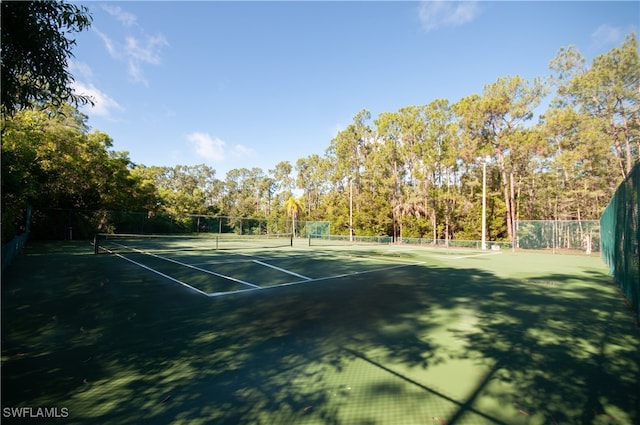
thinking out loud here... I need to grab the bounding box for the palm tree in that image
[284,196,301,237]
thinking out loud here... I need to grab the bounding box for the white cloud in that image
[187,132,226,161]
[418,0,481,31]
[124,34,169,85]
[94,27,119,58]
[101,4,137,27]
[95,6,169,86]
[186,133,255,162]
[591,24,624,47]
[125,35,167,65]
[72,81,124,118]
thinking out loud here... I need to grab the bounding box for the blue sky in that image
[70,1,639,179]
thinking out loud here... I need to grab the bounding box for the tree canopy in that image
[2,31,638,245]
[1,0,92,115]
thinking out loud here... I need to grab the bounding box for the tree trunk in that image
[431,208,437,243]
[498,150,514,242]
[291,214,296,237]
[509,169,517,248]
[445,205,450,247]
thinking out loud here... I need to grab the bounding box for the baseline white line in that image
[252,260,312,280]
[99,246,208,296]
[110,242,261,289]
[208,287,261,297]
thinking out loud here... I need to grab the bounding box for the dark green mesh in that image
[600,162,640,323]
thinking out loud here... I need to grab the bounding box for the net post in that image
[308,235,311,246]
[93,234,99,254]
[290,233,293,247]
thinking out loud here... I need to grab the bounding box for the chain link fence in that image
[29,209,328,241]
[515,220,600,253]
[600,162,639,324]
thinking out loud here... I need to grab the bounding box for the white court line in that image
[110,242,261,289]
[99,241,425,298]
[252,260,312,280]
[98,245,208,296]
[207,261,425,297]
[208,287,260,297]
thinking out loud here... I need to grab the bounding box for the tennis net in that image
[308,234,392,246]
[94,232,293,254]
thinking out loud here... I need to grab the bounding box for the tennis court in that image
[93,233,429,296]
[2,238,639,424]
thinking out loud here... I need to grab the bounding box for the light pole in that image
[480,156,491,250]
[349,176,353,242]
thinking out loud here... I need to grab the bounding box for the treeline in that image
[2,34,638,244]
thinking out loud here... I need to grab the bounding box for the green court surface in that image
[2,240,639,424]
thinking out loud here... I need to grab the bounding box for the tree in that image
[296,154,330,218]
[138,164,218,217]
[326,109,373,238]
[549,33,640,180]
[1,0,93,115]
[390,106,428,241]
[375,110,411,241]
[413,100,457,242]
[284,196,301,237]
[1,104,152,240]
[454,75,547,244]
[270,161,294,207]
[539,107,613,220]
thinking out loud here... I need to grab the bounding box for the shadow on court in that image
[2,242,639,424]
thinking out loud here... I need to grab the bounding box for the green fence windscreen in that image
[600,162,640,324]
[305,221,330,237]
[29,209,325,241]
